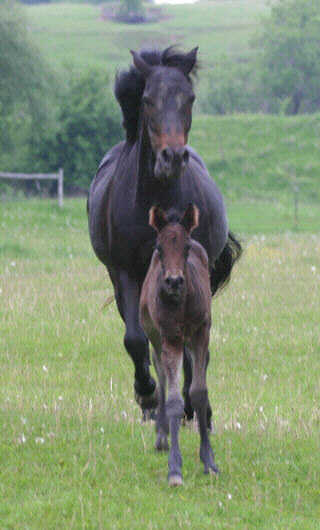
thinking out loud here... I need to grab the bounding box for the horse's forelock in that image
[114,47,198,143]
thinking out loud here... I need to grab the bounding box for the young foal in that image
[140,204,219,486]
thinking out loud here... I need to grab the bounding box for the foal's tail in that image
[211,231,242,296]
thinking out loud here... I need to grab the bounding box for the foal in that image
[140,204,219,486]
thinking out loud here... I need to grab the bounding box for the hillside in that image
[190,114,320,201]
[27,1,268,74]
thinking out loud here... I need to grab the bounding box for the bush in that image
[199,58,264,115]
[32,69,123,191]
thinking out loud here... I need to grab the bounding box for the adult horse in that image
[88,47,241,419]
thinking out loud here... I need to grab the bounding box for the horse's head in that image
[131,48,198,181]
[149,203,199,301]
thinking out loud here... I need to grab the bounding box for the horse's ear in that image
[130,50,153,79]
[180,203,199,234]
[181,47,198,76]
[149,206,168,233]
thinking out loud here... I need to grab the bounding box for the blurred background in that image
[1,0,320,229]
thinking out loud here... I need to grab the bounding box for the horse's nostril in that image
[162,148,172,164]
[182,149,189,164]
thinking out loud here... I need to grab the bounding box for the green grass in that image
[190,114,320,203]
[27,1,269,74]
[0,198,319,528]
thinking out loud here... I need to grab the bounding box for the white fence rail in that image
[0,168,64,207]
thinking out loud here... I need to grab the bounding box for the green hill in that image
[191,114,320,201]
[27,1,268,73]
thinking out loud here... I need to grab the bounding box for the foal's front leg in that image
[162,339,184,486]
[152,349,169,451]
[190,325,219,475]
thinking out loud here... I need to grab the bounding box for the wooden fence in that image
[0,169,64,207]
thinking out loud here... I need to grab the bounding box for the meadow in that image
[1,198,319,528]
[1,1,320,527]
[27,1,269,73]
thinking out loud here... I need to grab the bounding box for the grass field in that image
[27,1,269,74]
[190,114,320,203]
[1,198,319,528]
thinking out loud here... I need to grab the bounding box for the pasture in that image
[1,198,319,528]
[28,1,269,73]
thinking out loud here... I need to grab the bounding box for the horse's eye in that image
[155,243,162,255]
[148,119,158,134]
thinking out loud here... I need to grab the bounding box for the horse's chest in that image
[111,219,155,274]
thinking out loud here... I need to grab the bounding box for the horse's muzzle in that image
[154,146,189,181]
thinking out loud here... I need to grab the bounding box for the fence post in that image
[58,168,64,207]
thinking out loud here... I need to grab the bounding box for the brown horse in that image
[140,204,218,486]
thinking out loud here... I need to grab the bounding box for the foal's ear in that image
[180,203,199,234]
[149,206,169,233]
[130,50,153,79]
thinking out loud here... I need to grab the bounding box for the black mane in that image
[114,47,198,143]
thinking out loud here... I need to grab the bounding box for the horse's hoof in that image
[168,474,183,487]
[142,409,156,422]
[135,386,159,412]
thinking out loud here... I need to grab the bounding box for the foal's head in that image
[149,204,199,301]
[131,47,198,181]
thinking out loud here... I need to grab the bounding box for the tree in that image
[0,0,52,121]
[32,69,123,190]
[0,0,55,174]
[117,0,145,23]
[255,0,320,114]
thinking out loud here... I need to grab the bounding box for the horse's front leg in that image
[115,270,158,415]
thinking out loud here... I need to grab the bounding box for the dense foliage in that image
[0,1,122,192]
[0,0,54,166]
[203,0,320,115]
[256,0,320,114]
[32,70,122,190]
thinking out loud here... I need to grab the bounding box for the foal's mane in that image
[114,47,198,143]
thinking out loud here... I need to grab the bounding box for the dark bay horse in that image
[140,204,218,485]
[88,47,241,418]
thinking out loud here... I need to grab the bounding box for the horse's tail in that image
[211,231,242,296]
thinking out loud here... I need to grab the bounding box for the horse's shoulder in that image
[188,146,207,171]
[98,141,126,173]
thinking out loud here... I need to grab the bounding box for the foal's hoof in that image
[168,474,183,487]
[204,461,219,475]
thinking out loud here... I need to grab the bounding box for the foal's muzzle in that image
[165,275,184,291]
[154,147,189,181]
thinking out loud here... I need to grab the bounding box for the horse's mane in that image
[114,47,198,143]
